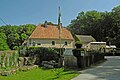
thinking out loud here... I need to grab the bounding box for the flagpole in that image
[58,6,63,67]
[58,6,62,55]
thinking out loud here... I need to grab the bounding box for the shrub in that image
[72,48,84,57]
[25,47,65,65]
[75,41,83,48]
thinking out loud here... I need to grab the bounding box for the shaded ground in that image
[72,56,120,80]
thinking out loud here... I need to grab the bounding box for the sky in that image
[0,0,120,26]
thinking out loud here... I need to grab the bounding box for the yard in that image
[0,67,79,80]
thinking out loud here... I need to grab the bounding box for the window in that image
[52,41,55,45]
[33,41,35,46]
[65,41,67,45]
[37,43,41,45]
[29,39,31,45]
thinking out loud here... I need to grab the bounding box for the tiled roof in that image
[29,24,73,40]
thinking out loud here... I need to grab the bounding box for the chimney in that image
[44,21,47,28]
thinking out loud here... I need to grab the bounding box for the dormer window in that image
[52,41,55,45]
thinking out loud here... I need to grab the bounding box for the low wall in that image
[64,48,77,67]
[64,55,77,67]
[73,49,105,68]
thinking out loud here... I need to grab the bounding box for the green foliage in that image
[25,47,64,65]
[0,24,36,50]
[53,68,64,79]
[67,10,103,35]
[75,41,83,48]
[67,5,120,47]
[21,33,27,41]
[13,46,19,50]
[46,21,53,25]
[72,48,84,57]
[0,33,10,51]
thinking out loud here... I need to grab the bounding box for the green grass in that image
[0,67,79,80]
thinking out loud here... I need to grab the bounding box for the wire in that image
[0,17,8,25]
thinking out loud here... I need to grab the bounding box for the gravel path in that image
[72,56,120,80]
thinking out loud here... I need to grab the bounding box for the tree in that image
[67,5,120,47]
[0,33,9,51]
[0,24,36,50]
[111,6,120,47]
[67,10,103,40]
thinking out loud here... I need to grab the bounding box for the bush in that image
[72,48,84,57]
[75,41,83,48]
[25,47,65,65]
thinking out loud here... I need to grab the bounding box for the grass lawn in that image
[0,67,79,80]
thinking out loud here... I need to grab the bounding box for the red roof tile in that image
[29,24,73,40]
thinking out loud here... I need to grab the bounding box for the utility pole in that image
[0,17,7,25]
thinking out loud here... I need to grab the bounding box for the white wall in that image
[27,38,74,48]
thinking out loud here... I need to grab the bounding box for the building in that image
[75,35,96,48]
[25,24,74,48]
[75,35,107,52]
[106,45,116,53]
[88,42,106,52]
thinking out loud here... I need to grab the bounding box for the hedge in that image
[24,47,65,65]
